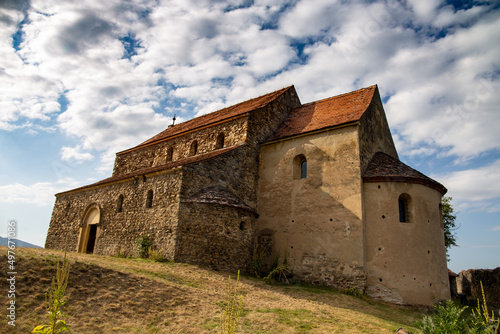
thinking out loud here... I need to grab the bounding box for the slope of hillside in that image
[0,236,42,248]
[0,247,426,333]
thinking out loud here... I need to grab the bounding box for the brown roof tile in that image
[56,145,243,196]
[267,85,377,141]
[121,86,294,154]
[363,152,447,195]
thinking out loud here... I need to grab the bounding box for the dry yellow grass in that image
[1,247,427,333]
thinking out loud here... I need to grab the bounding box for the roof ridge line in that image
[298,84,377,108]
[169,85,294,128]
[120,85,295,154]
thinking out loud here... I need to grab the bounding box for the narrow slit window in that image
[216,132,225,149]
[301,160,307,179]
[398,193,412,223]
[293,154,307,179]
[166,146,174,162]
[399,198,406,222]
[190,140,198,156]
[116,194,124,213]
[146,190,153,208]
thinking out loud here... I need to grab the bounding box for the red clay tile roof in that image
[56,145,243,196]
[120,86,294,154]
[363,152,447,195]
[182,185,257,215]
[267,85,377,141]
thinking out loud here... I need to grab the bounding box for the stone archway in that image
[78,204,101,254]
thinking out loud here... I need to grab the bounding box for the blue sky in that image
[0,0,499,273]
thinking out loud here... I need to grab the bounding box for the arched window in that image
[166,146,174,162]
[293,154,307,179]
[301,159,307,179]
[216,132,225,149]
[190,140,198,156]
[146,190,153,208]
[116,194,124,213]
[398,193,412,223]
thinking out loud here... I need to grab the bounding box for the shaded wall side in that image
[45,170,183,258]
[113,117,248,175]
[246,87,301,147]
[175,203,255,273]
[180,145,258,208]
[363,182,450,305]
[357,89,398,173]
[175,145,258,272]
[256,127,366,290]
[457,268,500,309]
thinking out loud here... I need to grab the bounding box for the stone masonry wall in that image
[45,169,183,258]
[48,87,299,273]
[113,117,248,176]
[175,202,255,273]
[457,268,500,309]
[174,147,259,273]
[181,145,258,207]
[246,86,301,147]
[172,90,301,272]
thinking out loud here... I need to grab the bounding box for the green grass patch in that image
[256,308,318,332]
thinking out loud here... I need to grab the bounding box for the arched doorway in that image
[78,204,101,254]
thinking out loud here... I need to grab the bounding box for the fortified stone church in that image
[46,85,450,305]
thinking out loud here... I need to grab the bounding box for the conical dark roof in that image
[182,185,257,215]
[363,152,447,195]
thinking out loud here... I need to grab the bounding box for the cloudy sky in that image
[0,0,499,272]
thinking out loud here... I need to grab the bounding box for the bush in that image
[137,234,153,258]
[342,287,363,298]
[251,244,265,278]
[264,264,290,284]
[419,301,468,334]
[418,284,499,334]
[148,248,165,262]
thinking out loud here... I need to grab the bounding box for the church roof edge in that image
[118,85,295,155]
[56,144,244,196]
[265,85,377,142]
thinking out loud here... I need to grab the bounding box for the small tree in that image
[441,196,458,261]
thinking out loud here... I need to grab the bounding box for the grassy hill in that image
[1,247,427,333]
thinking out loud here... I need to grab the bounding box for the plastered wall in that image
[256,126,366,290]
[363,182,450,305]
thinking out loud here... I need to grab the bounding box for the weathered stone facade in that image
[46,84,450,305]
[456,268,500,309]
[113,117,249,176]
